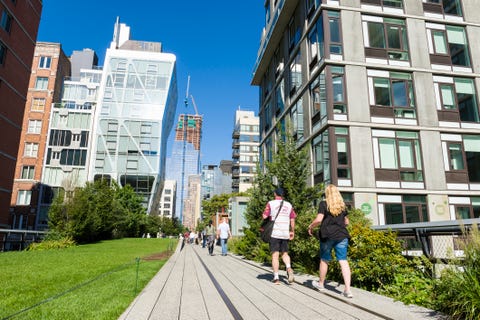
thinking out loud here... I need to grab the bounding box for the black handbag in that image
[260,201,283,243]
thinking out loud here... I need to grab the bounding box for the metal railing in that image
[0,229,47,252]
[372,218,480,259]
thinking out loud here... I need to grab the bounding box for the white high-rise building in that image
[89,20,178,213]
[232,109,259,193]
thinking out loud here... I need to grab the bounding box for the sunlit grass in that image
[0,238,176,320]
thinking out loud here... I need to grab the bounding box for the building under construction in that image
[166,113,203,225]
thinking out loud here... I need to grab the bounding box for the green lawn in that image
[0,238,177,320]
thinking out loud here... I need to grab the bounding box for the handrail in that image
[371,219,480,258]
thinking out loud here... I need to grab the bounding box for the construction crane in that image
[179,76,190,224]
[190,94,199,115]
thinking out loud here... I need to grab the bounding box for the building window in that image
[453,197,480,219]
[368,70,416,119]
[27,120,42,134]
[363,16,409,61]
[332,66,346,115]
[32,98,46,112]
[38,56,52,69]
[275,79,285,116]
[265,0,271,24]
[379,195,428,224]
[288,17,301,52]
[335,127,351,180]
[328,11,342,55]
[423,0,463,17]
[16,190,32,205]
[427,24,470,67]
[35,77,49,90]
[21,166,35,180]
[289,51,302,96]
[263,101,271,132]
[24,143,39,157]
[306,0,318,19]
[312,130,330,184]
[434,76,479,123]
[310,72,326,127]
[373,130,423,182]
[0,41,6,65]
[361,0,403,8]
[0,9,12,33]
[290,98,304,141]
[49,130,72,146]
[60,149,87,166]
[443,134,480,183]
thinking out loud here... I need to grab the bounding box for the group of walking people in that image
[202,217,232,256]
[262,184,353,298]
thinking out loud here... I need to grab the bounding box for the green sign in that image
[360,203,372,215]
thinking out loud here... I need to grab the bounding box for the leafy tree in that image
[233,125,322,273]
[48,180,148,243]
[201,194,231,218]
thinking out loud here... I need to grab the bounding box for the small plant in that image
[433,226,480,320]
[27,237,76,251]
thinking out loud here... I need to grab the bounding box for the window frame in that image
[427,24,471,67]
[423,0,463,17]
[16,190,32,206]
[34,77,49,90]
[374,131,424,182]
[20,166,35,180]
[363,16,409,61]
[0,9,12,33]
[38,56,52,69]
[27,119,42,134]
[24,143,39,158]
[0,40,6,65]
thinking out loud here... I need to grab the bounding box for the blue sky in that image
[38,1,264,166]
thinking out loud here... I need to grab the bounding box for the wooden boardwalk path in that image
[119,241,445,320]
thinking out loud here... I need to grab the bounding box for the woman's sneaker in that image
[342,291,353,298]
[312,280,325,291]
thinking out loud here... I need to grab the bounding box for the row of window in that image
[311,126,480,187]
[264,62,480,146]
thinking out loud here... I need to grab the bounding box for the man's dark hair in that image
[274,187,285,197]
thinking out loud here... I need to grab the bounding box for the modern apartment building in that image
[252,0,480,232]
[0,0,42,227]
[89,21,178,213]
[39,62,101,230]
[10,42,70,230]
[166,114,203,224]
[232,109,259,193]
[158,179,176,218]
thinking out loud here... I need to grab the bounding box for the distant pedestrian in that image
[262,187,296,285]
[205,220,216,255]
[201,228,207,248]
[216,217,232,256]
[307,184,353,298]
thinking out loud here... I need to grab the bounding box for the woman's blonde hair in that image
[325,184,346,216]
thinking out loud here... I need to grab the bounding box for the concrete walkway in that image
[119,241,445,320]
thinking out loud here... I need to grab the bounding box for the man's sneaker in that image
[272,278,280,285]
[287,268,294,283]
[312,280,325,291]
[342,291,353,298]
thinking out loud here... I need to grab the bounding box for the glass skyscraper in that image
[166,114,202,224]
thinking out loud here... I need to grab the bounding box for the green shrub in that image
[378,255,435,308]
[433,226,480,319]
[27,237,76,251]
